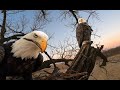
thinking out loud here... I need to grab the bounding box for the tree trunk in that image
[0,10,7,45]
[44,43,107,80]
[66,43,107,80]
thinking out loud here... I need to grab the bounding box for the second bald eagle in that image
[76,18,93,48]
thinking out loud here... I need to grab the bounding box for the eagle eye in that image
[34,33,38,38]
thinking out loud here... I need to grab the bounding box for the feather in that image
[0,46,5,62]
[76,23,92,48]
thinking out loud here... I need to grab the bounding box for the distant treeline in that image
[103,46,120,57]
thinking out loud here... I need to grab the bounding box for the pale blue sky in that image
[92,10,120,49]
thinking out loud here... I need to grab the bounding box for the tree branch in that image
[33,59,73,72]
[4,33,25,42]
[86,11,96,23]
[0,10,7,44]
[41,10,46,19]
[69,10,78,24]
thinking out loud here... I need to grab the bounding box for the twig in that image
[86,11,96,23]
[44,51,57,68]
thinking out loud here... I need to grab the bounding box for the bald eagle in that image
[0,31,48,80]
[76,18,93,48]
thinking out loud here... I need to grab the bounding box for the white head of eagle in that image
[78,18,86,24]
[11,31,48,60]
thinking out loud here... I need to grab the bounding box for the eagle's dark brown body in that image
[0,41,43,80]
[76,23,93,48]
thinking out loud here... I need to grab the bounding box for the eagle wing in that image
[32,53,43,72]
[0,46,5,63]
[76,24,84,48]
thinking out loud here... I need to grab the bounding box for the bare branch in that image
[7,10,25,14]
[4,33,25,42]
[48,32,55,41]
[41,10,46,19]
[86,11,96,23]
[81,10,100,21]
[6,24,25,35]
[69,10,78,24]
[35,59,73,71]
[31,10,50,31]
[0,10,7,44]
[19,15,29,32]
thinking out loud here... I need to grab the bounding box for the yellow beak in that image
[39,38,47,53]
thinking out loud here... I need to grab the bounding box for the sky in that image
[1,10,120,50]
[91,10,120,49]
